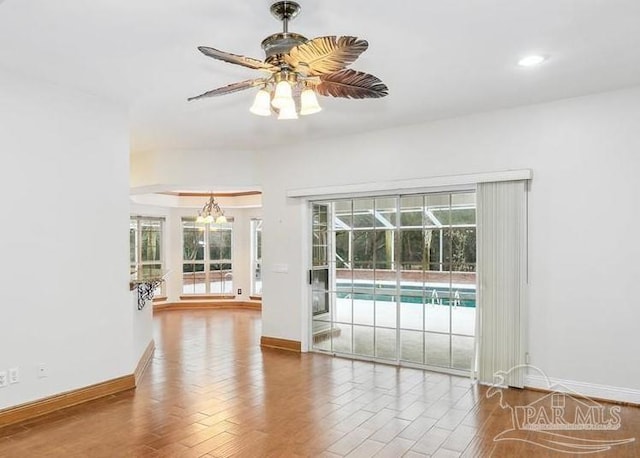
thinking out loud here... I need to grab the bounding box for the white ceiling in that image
[1,0,639,154]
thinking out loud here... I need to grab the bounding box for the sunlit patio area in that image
[313,291,476,371]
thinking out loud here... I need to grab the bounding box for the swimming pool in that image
[336,281,477,307]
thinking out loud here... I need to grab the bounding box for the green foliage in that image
[332,196,476,272]
[209,228,232,260]
[183,227,204,261]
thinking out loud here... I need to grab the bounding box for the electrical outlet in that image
[38,364,48,378]
[9,368,19,384]
[0,371,7,388]
[237,288,242,295]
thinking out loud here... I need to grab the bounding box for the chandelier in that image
[196,194,227,225]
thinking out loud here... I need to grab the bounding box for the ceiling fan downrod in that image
[270,1,301,34]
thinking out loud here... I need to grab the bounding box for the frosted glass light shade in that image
[249,89,272,116]
[196,215,205,224]
[277,99,298,120]
[271,80,293,109]
[300,88,322,115]
[215,215,227,224]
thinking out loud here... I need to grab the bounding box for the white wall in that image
[130,149,260,192]
[132,290,153,368]
[258,86,640,396]
[0,70,131,409]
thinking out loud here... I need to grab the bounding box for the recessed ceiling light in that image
[518,55,547,67]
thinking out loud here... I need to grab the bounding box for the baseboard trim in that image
[525,375,640,406]
[180,295,236,300]
[134,340,155,385]
[0,374,135,429]
[260,336,301,352]
[154,301,261,312]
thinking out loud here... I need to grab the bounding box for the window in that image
[182,218,233,295]
[251,219,263,296]
[130,217,164,295]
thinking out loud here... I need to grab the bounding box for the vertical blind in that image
[475,180,528,387]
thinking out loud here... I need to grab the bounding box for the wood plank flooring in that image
[1,309,638,457]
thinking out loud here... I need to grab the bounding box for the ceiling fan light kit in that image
[189,1,388,120]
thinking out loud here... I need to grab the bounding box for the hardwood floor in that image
[1,309,638,457]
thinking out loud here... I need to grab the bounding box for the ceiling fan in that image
[188,1,389,119]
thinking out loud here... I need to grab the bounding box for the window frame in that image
[250,218,263,297]
[311,191,477,374]
[130,216,165,296]
[181,217,234,296]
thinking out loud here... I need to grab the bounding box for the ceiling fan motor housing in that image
[262,32,308,62]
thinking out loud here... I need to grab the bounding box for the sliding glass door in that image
[310,192,476,373]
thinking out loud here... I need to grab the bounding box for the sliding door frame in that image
[307,189,477,377]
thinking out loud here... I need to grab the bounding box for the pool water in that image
[336,282,477,308]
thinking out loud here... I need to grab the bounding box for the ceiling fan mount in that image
[189,1,388,119]
[269,1,302,23]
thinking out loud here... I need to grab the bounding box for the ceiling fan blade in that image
[284,36,368,75]
[315,69,388,99]
[197,46,276,72]
[188,78,266,101]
